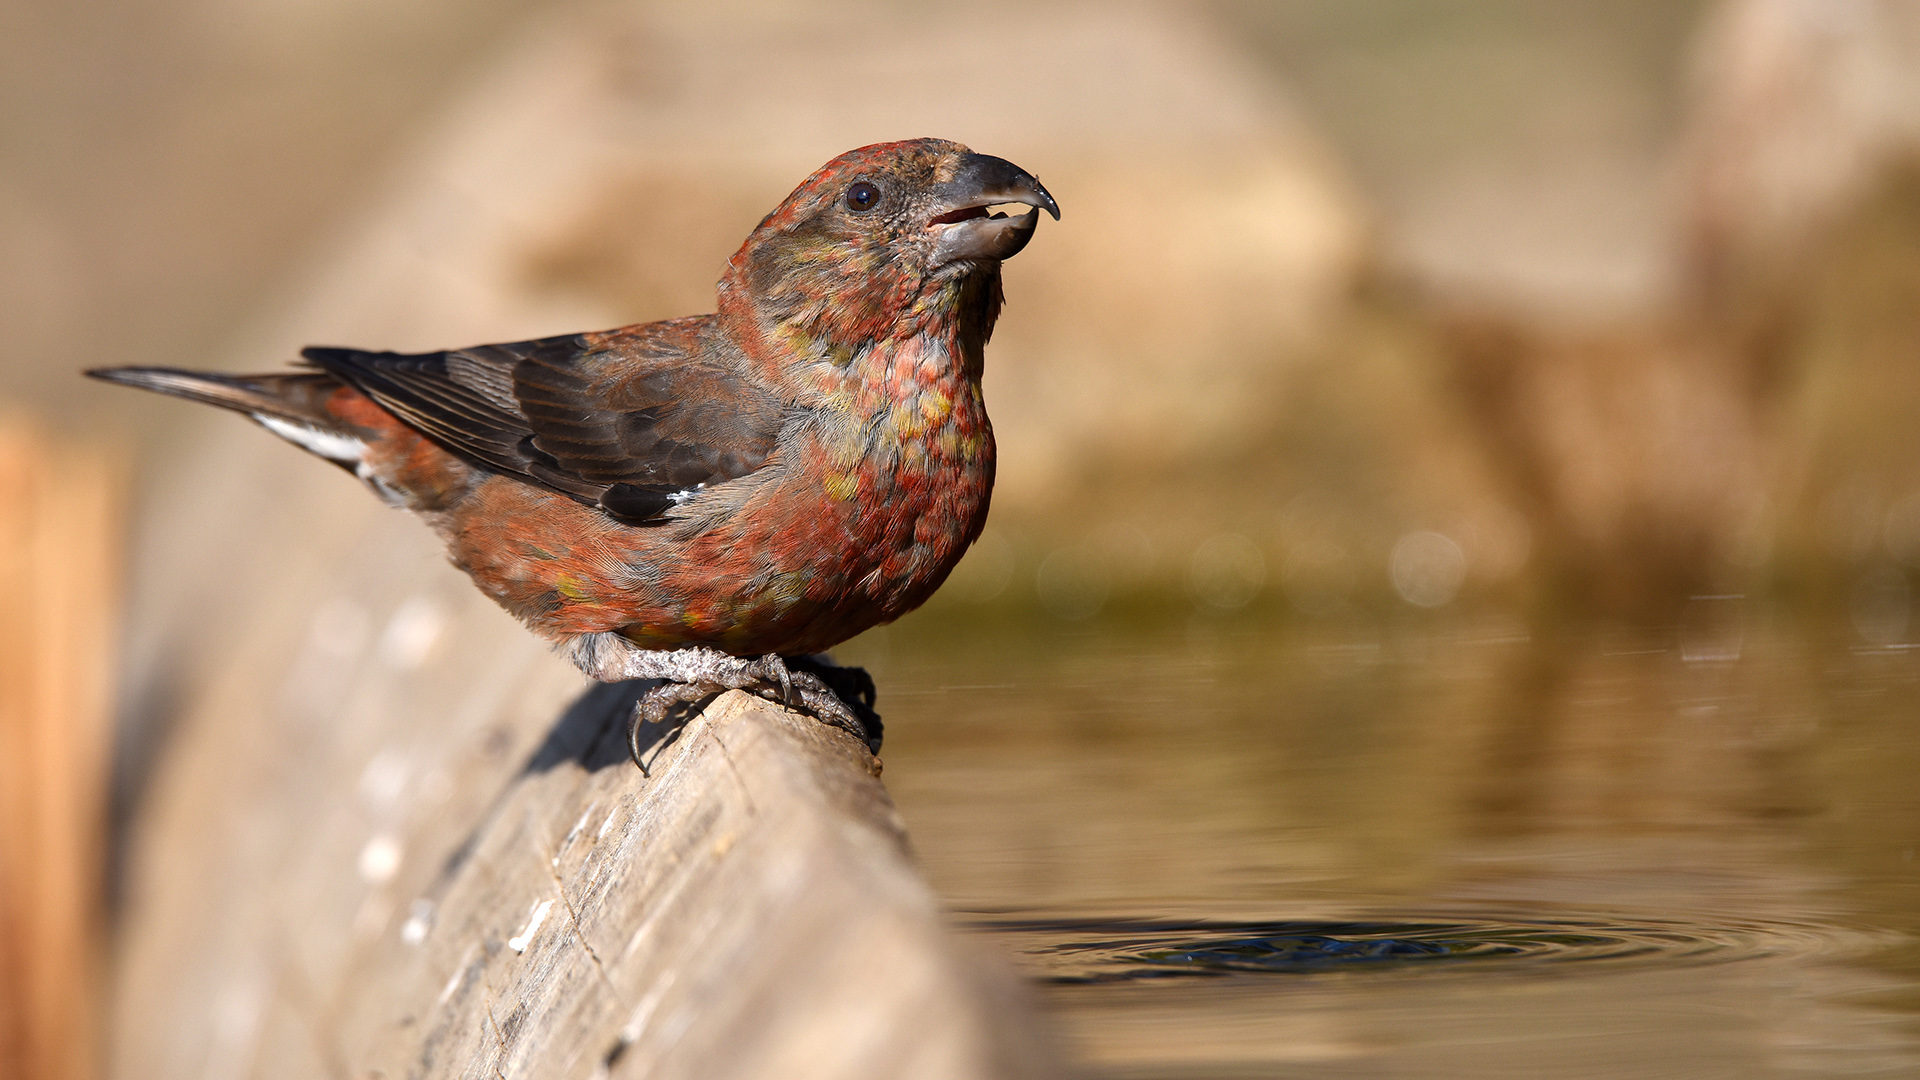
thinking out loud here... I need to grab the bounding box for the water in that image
[837,609,1920,1078]
[980,912,1885,982]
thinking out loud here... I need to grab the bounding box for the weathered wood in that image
[110,588,1062,1080]
[0,422,119,1080]
[344,689,1057,1079]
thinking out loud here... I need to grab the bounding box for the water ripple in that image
[972,912,1888,983]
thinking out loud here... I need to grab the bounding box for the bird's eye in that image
[845,181,881,212]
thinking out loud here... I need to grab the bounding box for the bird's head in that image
[718,138,1058,375]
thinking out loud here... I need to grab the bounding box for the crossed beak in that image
[928,153,1060,265]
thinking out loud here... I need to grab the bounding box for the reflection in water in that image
[840,612,1920,1078]
[978,912,1887,983]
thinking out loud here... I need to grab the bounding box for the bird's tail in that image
[87,366,369,468]
[87,366,342,423]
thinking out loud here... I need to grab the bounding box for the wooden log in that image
[341,688,1059,1079]
[0,422,120,1080]
[109,579,1062,1080]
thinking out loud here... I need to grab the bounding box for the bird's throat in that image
[724,257,1004,398]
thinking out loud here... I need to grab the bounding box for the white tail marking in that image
[253,414,367,465]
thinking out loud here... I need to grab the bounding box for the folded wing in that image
[301,321,784,524]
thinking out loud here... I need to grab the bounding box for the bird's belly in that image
[443,459,991,659]
[631,421,995,655]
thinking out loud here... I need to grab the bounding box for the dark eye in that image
[845,181,880,212]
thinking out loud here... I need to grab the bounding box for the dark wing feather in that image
[300,323,784,524]
[301,345,535,479]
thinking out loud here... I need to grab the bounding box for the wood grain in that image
[345,689,1059,1079]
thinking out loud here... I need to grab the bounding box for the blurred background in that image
[14,0,1920,624]
[6,0,1920,1077]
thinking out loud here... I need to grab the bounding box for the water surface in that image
[840,609,1920,1078]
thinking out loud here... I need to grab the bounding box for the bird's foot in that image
[785,654,880,735]
[586,644,880,769]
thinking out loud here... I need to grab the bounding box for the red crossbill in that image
[91,138,1057,762]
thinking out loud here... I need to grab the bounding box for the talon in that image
[627,706,652,777]
[780,671,877,752]
[631,679,724,771]
[767,653,795,707]
[781,656,883,753]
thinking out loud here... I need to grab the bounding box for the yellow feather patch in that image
[889,401,922,438]
[823,471,859,501]
[920,388,953,425]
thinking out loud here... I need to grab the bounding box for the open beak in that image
[928,153,1060,265]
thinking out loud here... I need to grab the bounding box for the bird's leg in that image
[566,635,880,766]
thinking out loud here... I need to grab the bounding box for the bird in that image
[90,138,1057,764]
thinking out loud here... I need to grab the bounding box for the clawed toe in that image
[747,653,794,707]
[629,680,720,773]
[730,654,880,753]
[620,652,883,771]
[784,655,882,749]
[781,670,877,751]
